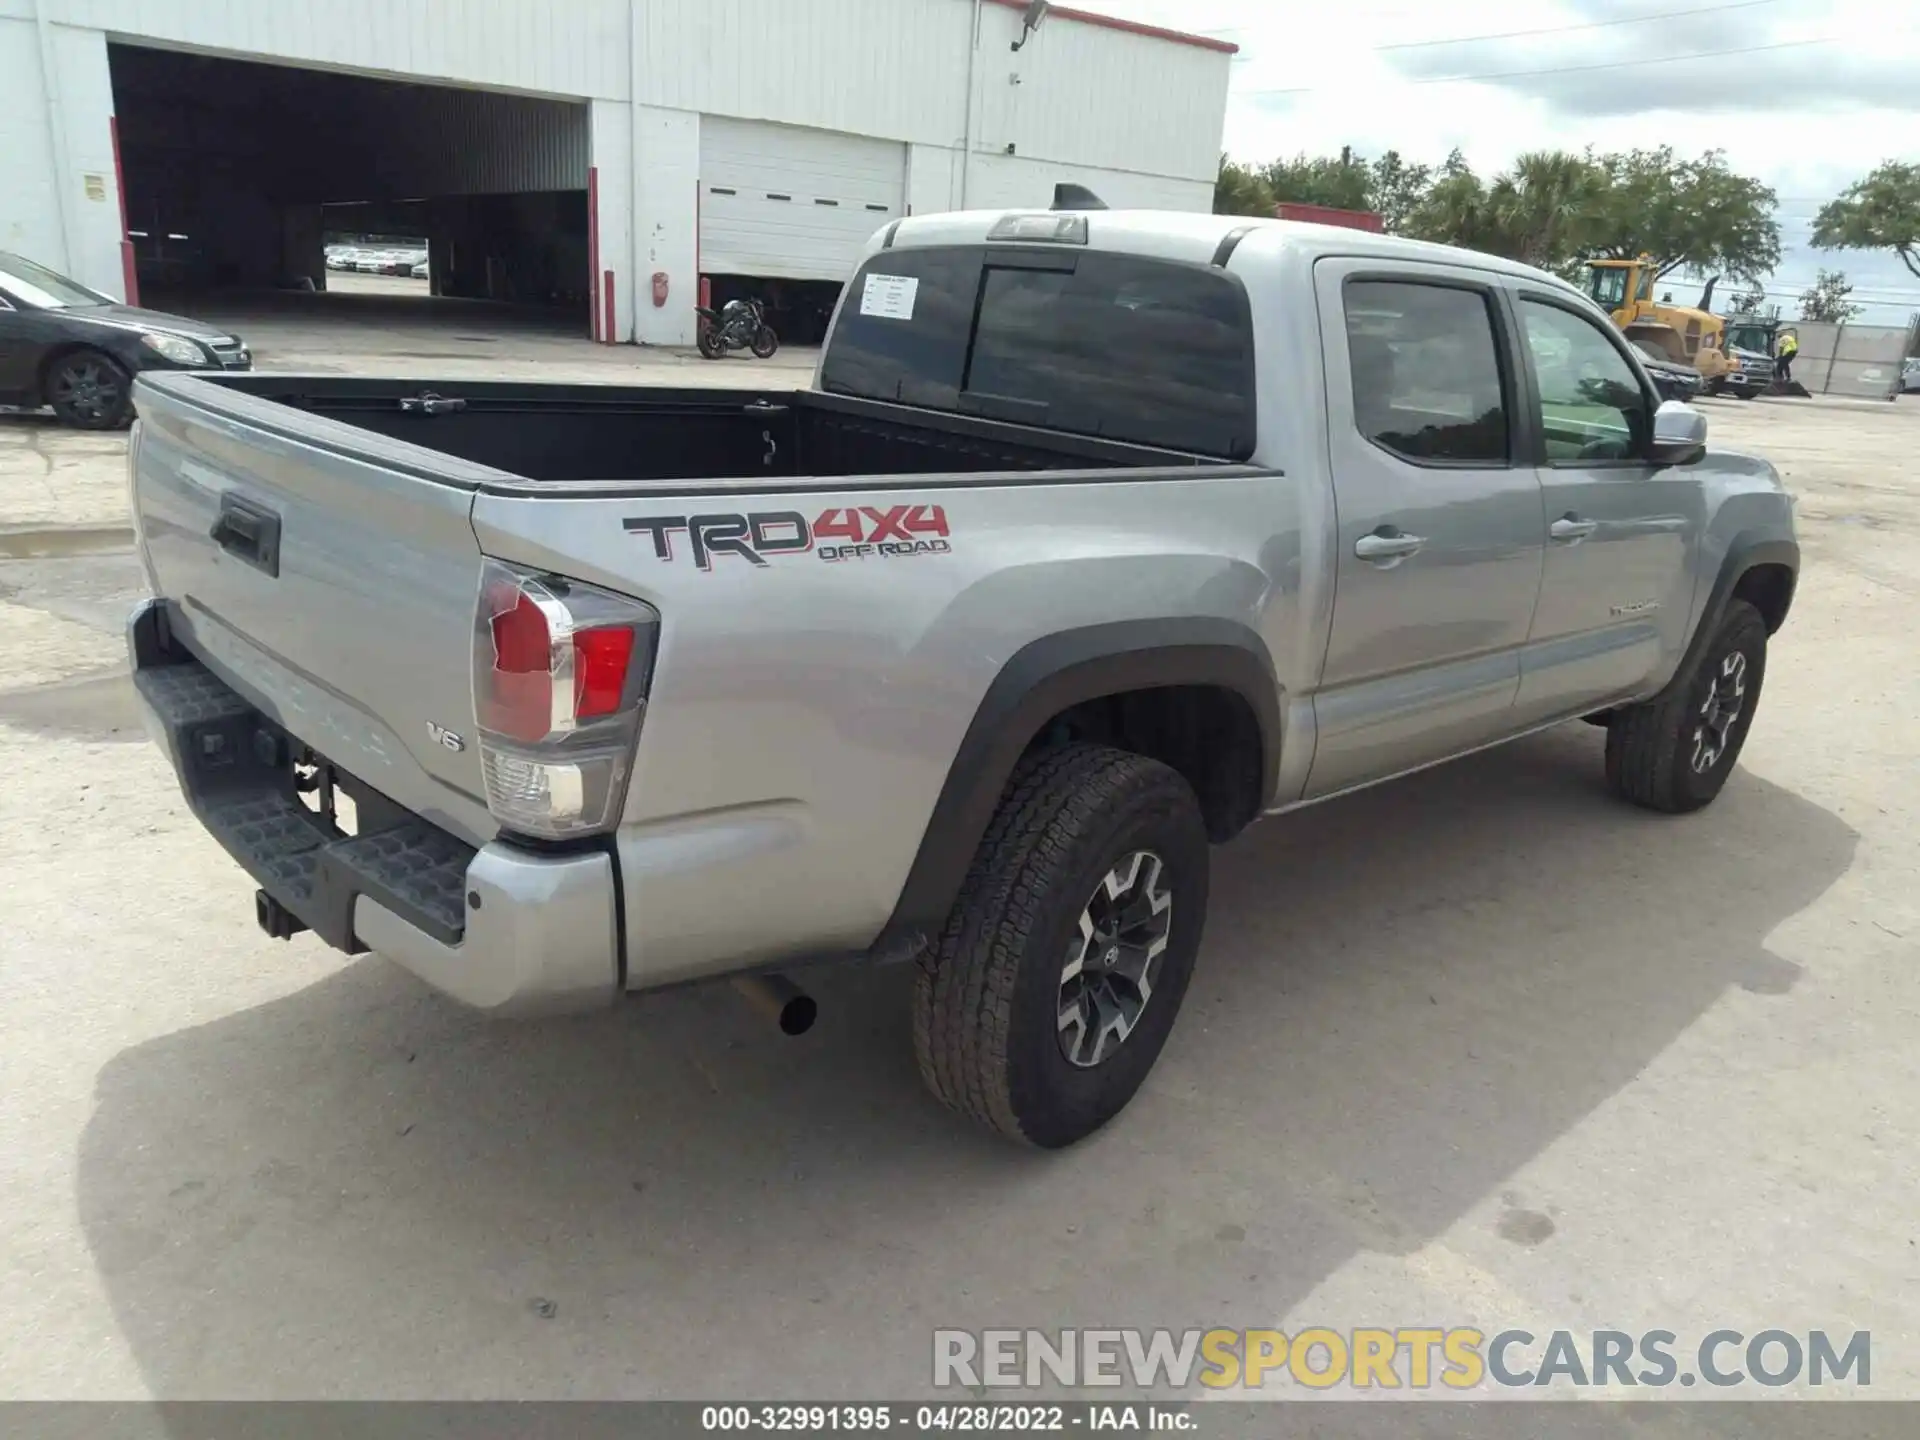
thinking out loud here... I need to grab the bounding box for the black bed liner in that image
[174,374,1227,487]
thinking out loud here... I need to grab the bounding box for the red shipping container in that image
[1274,203,1385,233]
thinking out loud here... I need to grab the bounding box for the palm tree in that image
[1484,151,1604,269]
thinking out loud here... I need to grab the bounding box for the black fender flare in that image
[875,618,1281,955]
[1656,530,1798,702]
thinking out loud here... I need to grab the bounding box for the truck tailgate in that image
[132,374,497,845]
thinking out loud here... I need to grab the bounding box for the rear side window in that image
[1343,280,1510,465]
[822,246,1255,459]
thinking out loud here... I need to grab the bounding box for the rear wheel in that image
[913,743,1210,1149]
[749,325,779,359]
[46,350,131,429]
[696,317,725,360]
[1605,600,1768,813]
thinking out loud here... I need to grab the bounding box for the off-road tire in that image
[1605,599,1768,813]
[46,349,132,430]
[913,743,1210,1149]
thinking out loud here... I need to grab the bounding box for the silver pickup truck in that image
[127,208,1798,1148]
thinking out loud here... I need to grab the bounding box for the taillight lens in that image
[472,559,659,839]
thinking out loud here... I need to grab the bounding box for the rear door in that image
[1306,260,1545,798]
[1509,292,1702,720]
[133,377,497,844]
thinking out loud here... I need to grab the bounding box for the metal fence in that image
[1786,316,1920,400]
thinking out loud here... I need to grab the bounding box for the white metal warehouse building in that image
[1,0,1233,346]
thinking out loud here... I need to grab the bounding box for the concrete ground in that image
[0,328,1916,1410]
[155,280,819,384]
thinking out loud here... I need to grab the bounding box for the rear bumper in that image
[128,599,619,1016]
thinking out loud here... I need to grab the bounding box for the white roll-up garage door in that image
[699,117,906,281]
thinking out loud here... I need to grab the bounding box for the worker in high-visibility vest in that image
[1775,330,1800,384]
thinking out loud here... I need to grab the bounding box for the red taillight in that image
[479,579,645,742]
[472,561,659,839]
[572,625,636,719]
[484,587,556,743]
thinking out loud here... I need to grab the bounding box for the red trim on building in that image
[109,116,140,306]
[604,270,617,346]
[983,0,1237,54]
[587,165,602,342]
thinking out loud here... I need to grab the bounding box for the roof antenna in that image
[1052,183,1108,211]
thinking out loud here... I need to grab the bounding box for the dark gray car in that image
[0,250,249,428]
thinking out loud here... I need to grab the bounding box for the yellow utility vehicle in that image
[1584,255,1744,393]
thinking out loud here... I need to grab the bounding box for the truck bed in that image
[168,373,1223,488]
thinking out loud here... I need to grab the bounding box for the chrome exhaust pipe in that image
[730,973,817,1036]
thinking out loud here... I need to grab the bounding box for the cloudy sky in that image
[1078,0,1920,322]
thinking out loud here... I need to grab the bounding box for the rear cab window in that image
[1342,279,1511,465]
[821,245,1256,460]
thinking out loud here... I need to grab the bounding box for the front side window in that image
[0,251,108,309]
[821,246,1256,458]
[1343,280,1509,464]
[1519,300,1652,463]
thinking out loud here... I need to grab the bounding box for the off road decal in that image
[624,505,952,569]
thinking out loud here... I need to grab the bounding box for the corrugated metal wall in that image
[44,0,1228,190]
[632,0,1228,185]
[355,85,589,196]
[56,0,628,103]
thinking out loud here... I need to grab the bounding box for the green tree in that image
[1403,150,1495,250]
[1727,280,1768,314]
[1582,147,1780,281]
[1482,150,1606,271]
[1798,268,1863,323]
[1214,156,1273,217]
[1811,161,1920,278]
[1260,145,1374,212]
[1367,150,1433,233]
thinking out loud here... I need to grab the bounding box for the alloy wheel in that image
[51,359,120,424]
[1056,850,1173,1069]
[1691,649,1748,773]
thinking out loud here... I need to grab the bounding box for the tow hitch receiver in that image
[256,889,308,940]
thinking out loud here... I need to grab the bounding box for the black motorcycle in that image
[696,297,779,360]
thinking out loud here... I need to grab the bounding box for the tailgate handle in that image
[398,391,467,416]
[210,494,282,578]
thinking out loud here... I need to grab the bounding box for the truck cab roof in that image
[881,208,1586,297]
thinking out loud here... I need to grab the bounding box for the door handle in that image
[1549,515,1599,543]
[209,493,281,578]
[1354,529,1426,563]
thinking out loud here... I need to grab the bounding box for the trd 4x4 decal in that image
[624,505,951,569]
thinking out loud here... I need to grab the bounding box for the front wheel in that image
[749,324,779,359]
[1605,599,1768,813]
[46,350,132,429]
[913,743,1211,1149]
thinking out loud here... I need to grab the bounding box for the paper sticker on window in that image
[860,273,918,321]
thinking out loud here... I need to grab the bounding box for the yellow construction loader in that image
[1584,255,1741,392]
